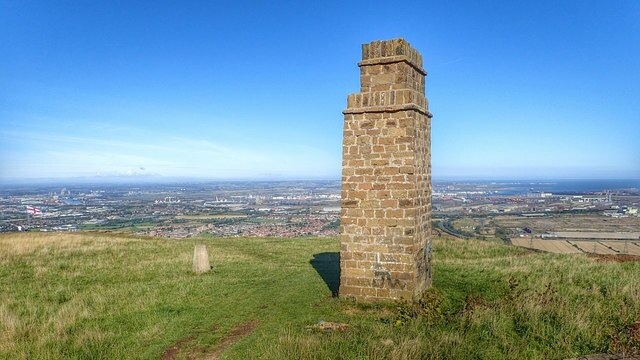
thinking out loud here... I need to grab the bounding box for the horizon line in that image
[1,175,639,186]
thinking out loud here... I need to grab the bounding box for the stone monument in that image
[193,244,211,274]
[339,38,432,301]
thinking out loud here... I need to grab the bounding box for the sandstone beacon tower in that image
[340,38,432,301]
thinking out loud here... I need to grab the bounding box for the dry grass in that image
[0,232,133,260]
[1,232,639,359]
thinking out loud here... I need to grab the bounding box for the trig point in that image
[339,38,433,301]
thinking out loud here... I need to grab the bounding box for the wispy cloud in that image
[0,128,297,179]
[2,129,266,160]
[437,58,464,67]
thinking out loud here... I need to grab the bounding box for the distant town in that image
[0,181,343,238]
[1,180,639,251]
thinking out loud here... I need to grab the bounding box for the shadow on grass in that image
[310,252,340,297]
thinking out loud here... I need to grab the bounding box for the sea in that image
[434,179,640,196]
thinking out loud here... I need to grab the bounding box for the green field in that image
[1,232,639,359]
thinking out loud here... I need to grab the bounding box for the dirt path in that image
[203,320,260,360]
[161,336,195,360]
[161,320,259,360]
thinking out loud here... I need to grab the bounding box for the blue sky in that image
[1,0,639,182]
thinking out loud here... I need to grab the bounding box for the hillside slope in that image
[0,232,638,359]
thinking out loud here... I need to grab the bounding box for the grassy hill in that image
[0,232,639,359]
